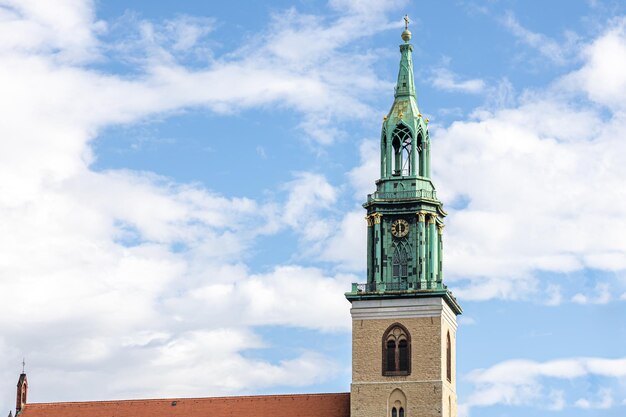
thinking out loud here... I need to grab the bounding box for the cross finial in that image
[401,15,412,42]
[22,358,25,374]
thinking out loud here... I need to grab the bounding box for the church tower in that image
[346,17,462,417]
[15,368,27,416]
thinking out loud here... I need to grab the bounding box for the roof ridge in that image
[25,392,351,406]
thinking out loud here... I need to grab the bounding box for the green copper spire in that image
[346,17,461,315]
[379,16,430,180]
[395,15,416,99]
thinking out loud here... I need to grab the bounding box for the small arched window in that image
[382,323,411,376]
[389,389,406,417]
[446,331,452,382]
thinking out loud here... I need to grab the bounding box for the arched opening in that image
[391,124,412,176]
[382,323,411,376]
[392,244,409,279]
[392,135,402,175]
[417,132,424,176]
[446,331,452,382]
[388,389,407,417]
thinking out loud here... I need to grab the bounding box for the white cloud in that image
[22,329,339,402]
[463,356,626,414]
[0,0,409,408]
[547,389,566,411]
[282,172,338,232]
[574,388,614,409]
[571,283,611,305]
[0,0,103,62]
[564,17,626,109]
[347,139,379,200]
[431,67,486,94]
[320,210,367,270]
[500,11,578,65]
[428,22,626,300]
[177,265,354,332]
[544,284,563,306]
[338,18,626,303]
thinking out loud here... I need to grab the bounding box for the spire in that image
[16,366,27,416]
[380,16,427,180]
[346,17,462,316]
[395,15,416,99]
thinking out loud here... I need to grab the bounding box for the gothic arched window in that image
[391,124,412,176]
[392,243,409,279]
[382,323,411,376]
[446,331,452,382]
[416,132,424,176]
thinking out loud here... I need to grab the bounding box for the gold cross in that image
[404,15,409,30]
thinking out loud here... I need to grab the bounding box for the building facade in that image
[10,21,461,417]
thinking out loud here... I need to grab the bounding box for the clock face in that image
[391,219,409,238]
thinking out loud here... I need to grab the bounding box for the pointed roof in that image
[394,21,416,99]
[17,373,27,387]
[16,393,350,417]
[383,17,426,149]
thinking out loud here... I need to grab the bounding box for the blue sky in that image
[1,1,626,416]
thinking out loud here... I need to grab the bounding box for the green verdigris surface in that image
[346,27,461,315]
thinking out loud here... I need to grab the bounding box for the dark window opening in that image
[386,340,396,372]
[446,332,452,382]
[382,323,411,376]
[392,407,397,417]
[398,340,408,371]
[399,407,405,417]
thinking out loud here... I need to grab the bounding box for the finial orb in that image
[402,14,411,42]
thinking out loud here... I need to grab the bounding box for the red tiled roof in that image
[19,392,351,417]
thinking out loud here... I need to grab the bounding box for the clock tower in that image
[346,17,462,417]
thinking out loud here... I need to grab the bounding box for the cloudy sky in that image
[1,0,626,416]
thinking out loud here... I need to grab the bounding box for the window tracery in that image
[382,323,411,376]
[391,124,412,176]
